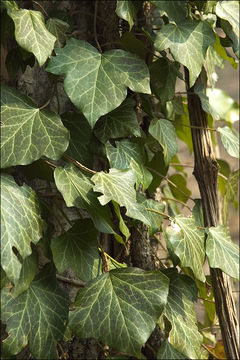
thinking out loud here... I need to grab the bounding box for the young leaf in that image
[94,98,140,144]
[157,340,188,360]
[149,118,178,165]
[151,0,187,24]
[46,38,151,127]
[51,219,101,282]
[54,164,115,234]
[166,216,205,282]
[206,225,239,280]
[92,168,151,225]
[1,86,69,168]
[217,126,239,159]
[106,140,152,190]
[1,264,68,359]
[1,174,45,284]
[7,8,56,66]
[69,268,169,357]
[162,269,203,359]
[46,17,69,48]
[115,0,138,30]
[154,20,215,86]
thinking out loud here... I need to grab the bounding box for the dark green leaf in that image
[192,199,204,228]
[1,86,69,168]
[222,170,239,224]
[174,104,193,153]
[151,0,187,24]
[120,32,146,60]
[169,174,191,204]
[51,219,101,282]
[46,17,69,48]
[46,38,150,127]
[69,268,169,357]
[157,340,188,359]
[216,1,239,40]
[116,0,139,30]
[1,174,45,284]
[220,19,239,59]
[112,201,130,243]
[147,150,169,194]
[217,159,230,196]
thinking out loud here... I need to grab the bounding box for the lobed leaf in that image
[157,340,188,359]
[151,0,187,24]
[115,0,138,30]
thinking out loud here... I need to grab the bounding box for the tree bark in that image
[185,68,239,359]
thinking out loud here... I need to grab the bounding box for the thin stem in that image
[169,163,228,181]
[162,197,192,212]
[56,274,85,287]
[166,117,217,131]
[63,154,96,174]
[198,297,215,303]
[94,0,102,53]
[97,240,110,272]
[201,343,218,359]
[44,159,57,168]
[199,325,220,332]
[98,248,126,268]
[33,1,48,18]
[146,207,171,219]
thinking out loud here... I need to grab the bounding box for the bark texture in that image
[185,69,239,359]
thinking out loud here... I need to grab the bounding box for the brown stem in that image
[185,68,239,359]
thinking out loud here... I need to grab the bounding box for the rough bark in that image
[185,69,239,359]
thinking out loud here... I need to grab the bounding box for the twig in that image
[63,154,96,174]
[33,1,49,18]
[201,343,218,359]
[169,163,228,180]
[94,0,102,53]
[166,117,217,131]
[98,248,126,268]
[198,297,215,303]
[44,159,57,168]
[162,197,192,212]
[56,274,85,287]
[146,207,171,219]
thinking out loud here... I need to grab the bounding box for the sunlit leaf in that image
[207,88,239,123]
[216,1,239,40]
[217,126,239,159]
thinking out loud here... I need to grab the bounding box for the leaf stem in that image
[33,1,49,18]
[94,0,102,53]
[162,197,192,212]
[201,343,218,359]
[146,207,171,219]
[44,159,57,168]
[56,274,85,287]
[98,247,126,268]
[198,296,215,303]
[97,240,110,272]
[63,154,96,174]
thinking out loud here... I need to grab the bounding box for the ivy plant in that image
[1,1,239,359]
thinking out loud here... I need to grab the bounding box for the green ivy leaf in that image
[1,174,45,284]
[216,1,239,40]
[169,174,191,204]
[94,99,140,144]
[150,58,180,104]
[1,264,68,359]
[154,21,215,86]
[157,340,188,360]
[92,168,151,226]
[162,269,203,359]
[46,17,69,48]
[138,195,165,237]
[106,140,152,190]
[220,19,239,59]
[112,201,130,243]
[166,216,205,282]
[116,0,138,30]
[217,126,239,159]
[206,225,239,280]
[51,219,101,282]
[222,170,239,224]
[151,0,187,24]
[149,118,178,165]
[7,8,56,66]
[206,88,239,123]
[46,38,151,127]
[69,268,169,357]
[1,86,69,168]
[54,163,115,234]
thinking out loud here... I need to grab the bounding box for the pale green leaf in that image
[166,216,205,282]
[116,0,138,30]
[7,8,56,66]
[92,168,151,225]
[216,1,239,38]
[54,163,115,234]
[1,264,68,359]
[217,126,239,159]
[154,21,215,86]
[51,219,101,282]
[46,17,69,48]
[157,341,188,360]
[207,88,239,123]
[46,38,151,127]
[150,58,180,104]
[206,225,239,279]
[151,0,187,24]
[162,269,203,359]
[94,99,140,144]
[149,118,178,165]
[222,170,239,224]
[112,201,130,243]
[1,86,69,168]
[106,140,152,190]
[1,174,45,284]
[69,268,169,357]
[1,0,19,12]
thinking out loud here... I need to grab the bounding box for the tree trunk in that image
[185,68,239,359]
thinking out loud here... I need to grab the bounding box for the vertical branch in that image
[185,68,239,359]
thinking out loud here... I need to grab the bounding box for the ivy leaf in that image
[216,1,239,40]
[220,19,239,59]
[1,174,45,284]
[116,0,138,30]
[206,225,239,280]
[46,38,151,127]
[217,126,239,159]
[154,21,215,86]
[51,219,101,282]
[69,268,169,357]
[169,174,191,204]
[207,88,239,123]
[7,8,56,66]
[92,168,151,225]
[162,269,202,359]
[157,340,188,360]
[1,264,68,359]
[112,201,130,243]
[94,99,140,144]
[150,58,180,104]
[151,0,187,24]
[1,86,69,168]
[46,17,69,48]
[106,140,152,190]
[149,118,178,165]
[166,216,205,282]
[137,194,165,236]
[54,163,115,234]
[222,170,239,224]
